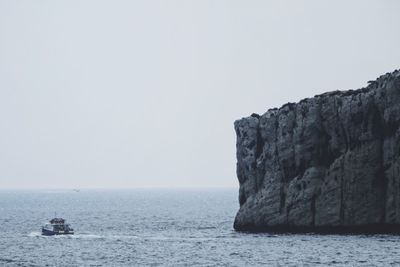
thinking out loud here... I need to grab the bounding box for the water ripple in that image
[1,189,400,266]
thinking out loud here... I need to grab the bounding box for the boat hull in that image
[41,228,74,236]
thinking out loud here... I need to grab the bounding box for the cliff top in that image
[240,69,400,121]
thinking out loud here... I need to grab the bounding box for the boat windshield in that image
[43,224,53,230]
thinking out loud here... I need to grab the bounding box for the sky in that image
[0,0,399,189]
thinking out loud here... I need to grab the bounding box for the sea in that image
[0,188,399,266]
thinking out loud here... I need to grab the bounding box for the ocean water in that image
[0,189,399,266]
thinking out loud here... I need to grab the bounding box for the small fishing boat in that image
[41,218,74,236]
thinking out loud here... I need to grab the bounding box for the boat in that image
[41,218,74,236]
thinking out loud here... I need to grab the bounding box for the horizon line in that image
[0,185,239,191]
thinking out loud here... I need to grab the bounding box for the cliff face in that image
[234,70,400,232]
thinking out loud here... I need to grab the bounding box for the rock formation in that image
[234,69,400,233]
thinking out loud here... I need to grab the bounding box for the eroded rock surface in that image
[234,70,400,233]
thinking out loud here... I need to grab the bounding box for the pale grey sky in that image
[0,0,399,189]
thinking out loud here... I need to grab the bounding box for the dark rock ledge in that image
[234,69,400,233]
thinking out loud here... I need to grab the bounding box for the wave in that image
[69,234,103,239]
[27,232,42,237]
[27,232,138,240]
[71,234,139,240]
[196,226,217,230]
[0,258,15,263]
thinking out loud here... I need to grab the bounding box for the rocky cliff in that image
[234,69,400,233]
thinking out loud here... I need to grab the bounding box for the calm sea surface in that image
[0,189,399,266]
